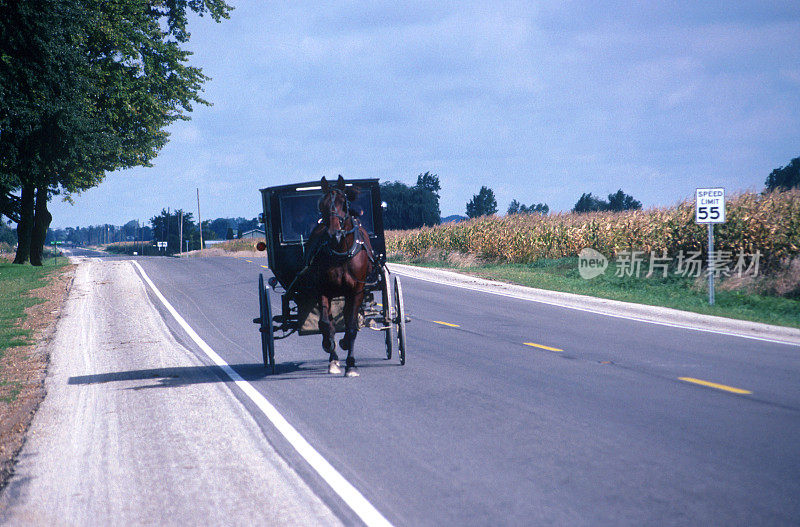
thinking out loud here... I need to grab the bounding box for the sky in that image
[49,1,800,228]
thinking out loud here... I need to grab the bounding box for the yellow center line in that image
[245,259,253,263]
[260,265,269,269]
[678,377,752,395]
[524,342,563,352]
[433,320,460,328]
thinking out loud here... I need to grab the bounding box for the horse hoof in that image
[345,366,360,378]
[328,360,341,374]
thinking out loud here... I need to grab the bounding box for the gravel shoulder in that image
[0,258,341,526]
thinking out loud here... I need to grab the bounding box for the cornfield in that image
[387,190,800,269]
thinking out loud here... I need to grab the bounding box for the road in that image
[6,249,800,525]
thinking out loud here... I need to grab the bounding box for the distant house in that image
[239,229,265,239]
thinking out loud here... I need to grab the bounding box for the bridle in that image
[327,189,364,259]
[322,188,366,260]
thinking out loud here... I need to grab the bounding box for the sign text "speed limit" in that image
[696,188,725,224]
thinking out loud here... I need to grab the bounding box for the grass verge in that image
[0,257,67,398]
[0,254,72,490]
[391,257,800,329]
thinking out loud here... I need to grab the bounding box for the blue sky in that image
[50,1,800,227]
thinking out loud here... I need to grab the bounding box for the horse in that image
[308,175,375,377]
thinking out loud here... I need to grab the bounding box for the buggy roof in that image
[259,178,380,195]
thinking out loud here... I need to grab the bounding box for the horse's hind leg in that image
[319,295,340,374]
[340,292,363,378]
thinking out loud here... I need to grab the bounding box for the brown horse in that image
[308,175,374,377]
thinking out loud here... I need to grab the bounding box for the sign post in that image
[50,240,62,265]
[695,188,726,305]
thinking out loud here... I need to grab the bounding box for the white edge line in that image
[390,268,800,348]
[132,261,393,527]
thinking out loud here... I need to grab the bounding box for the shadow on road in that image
[67,359,400,388]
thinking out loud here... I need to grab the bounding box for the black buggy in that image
[253,179,407,373]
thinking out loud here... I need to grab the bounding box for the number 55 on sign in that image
[696,188,725,224]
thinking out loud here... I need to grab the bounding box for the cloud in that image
[49,1,800,226]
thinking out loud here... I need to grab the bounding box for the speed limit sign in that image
[696,188,725,224]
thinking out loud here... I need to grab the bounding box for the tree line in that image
[45,213,260,252]
[459,155,798,219]
[0,0,231,265]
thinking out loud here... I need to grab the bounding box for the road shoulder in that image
[0,259,74,491]
[0,258,341,525]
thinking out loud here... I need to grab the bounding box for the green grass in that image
[0,257,65,355]
[391,257,800,329]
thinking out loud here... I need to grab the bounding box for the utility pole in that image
[197,188,204,252]
[166,207,170,255]
[179,211,183,257]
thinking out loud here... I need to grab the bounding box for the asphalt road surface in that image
[7,250,800,525]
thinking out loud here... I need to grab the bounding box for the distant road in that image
[5,252,800,525]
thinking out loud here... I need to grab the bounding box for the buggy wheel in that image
[258,274,276,373]
[381,267,394,360]
[394,276,407,365]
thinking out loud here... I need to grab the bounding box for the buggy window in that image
[352,189,375,235]
[278,187,376,243]
[280,193,322,243]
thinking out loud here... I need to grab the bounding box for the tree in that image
[209,218,233,240]
[573,190,641,213]
[530,203,549,215]
[413,172,441,221]
[573,193,606,213]
[1,0,232,264]
[0,0,93,264]
[415,172,441,198]
[237,217,259,233]
[381,179,441,229]
[150,209,197,253]
[466,186,497,218]
[606,189,642,211]
[765,157,800,191]
[122,220,139,240]
[508,200,549,215]
[0,219,16,246]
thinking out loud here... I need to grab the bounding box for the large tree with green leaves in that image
[0,0,231,264]
[466,186,497,218]
[381,174,441,229]
[150,209,200,253]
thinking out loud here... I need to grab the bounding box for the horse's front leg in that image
[318,295,340,374]
[340,290,364,378]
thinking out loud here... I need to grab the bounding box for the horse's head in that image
[320,175,358,243]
